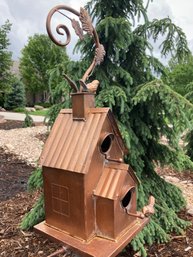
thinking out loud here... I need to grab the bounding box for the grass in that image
[13,107,48,117]
[28,109,48,116]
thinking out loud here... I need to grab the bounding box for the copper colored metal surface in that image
[46,5,105,91]
[35,217,149,257]
[39,106,127,173]
[36,90,155,255]
[71,92,95,120]
[36,98,155,255]
[37,100,155,246]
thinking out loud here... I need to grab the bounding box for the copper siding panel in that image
[74,113,101,173]
[45,114,71,167]
[43,114,69,167]
[59,120,86,170]
[55,121,80,169]
[42,111,107,173]
[67,114,95,171]
[94,167,126,199]
[41,108,128,174]
[99,168,115,197]
[93,168,108,196]
[49,115,73,167]
[60,109,72,114]
[107,111,128,154]
[106,169,122,199]
[77,113,105,173]
[39,114,64,166]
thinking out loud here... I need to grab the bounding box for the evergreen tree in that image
[4,78,25,110]
[75,0,193,255]
[22,1,193,256]
[0,20,12,105]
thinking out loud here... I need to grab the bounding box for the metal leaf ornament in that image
[79,7,93,36]
[71,19,84,40]
[95,44,106,65]
[46,5,105,92]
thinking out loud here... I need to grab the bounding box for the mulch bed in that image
[0,120,193,256]
[156,165,193,183]
[0,120,24,130]
[0,148,34,201]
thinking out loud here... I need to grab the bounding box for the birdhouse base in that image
[34,218,149,257]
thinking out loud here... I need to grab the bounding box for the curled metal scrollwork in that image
[46,5,105,92]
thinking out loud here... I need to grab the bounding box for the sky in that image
[0,0,193,61]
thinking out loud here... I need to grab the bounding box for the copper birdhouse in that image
[35,5,155,257]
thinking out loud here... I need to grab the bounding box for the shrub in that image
[4,78,26,110]
[23,112,34,127]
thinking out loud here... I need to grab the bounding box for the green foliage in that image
[23,112,33,127]
[184,82,193,103]
[21,194,45,230]
[45,60,88,125]
[162,55,193,168]
[20,34,69,96]
[47,62,71,104]
[34,102,51,108]
[27,167,43,192]
[13,107,26,112]
[21,167,44,230]
[28,109,48,116]
[45,102,69,128]
[0,20,12,94]
[185,129,193,161]
[163,55,193,96]
[137,18,190,62]
[4,78,26,110]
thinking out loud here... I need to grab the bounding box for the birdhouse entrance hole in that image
[121,187,135,209]
[100,133,114,153]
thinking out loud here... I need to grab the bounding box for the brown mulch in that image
[0,120,24,130]
[35,132,49,144]
[0,120,193,256]
[147,210,193,257]
[0,148,34,201]
[0,120,44,130]
[156,165,193,182]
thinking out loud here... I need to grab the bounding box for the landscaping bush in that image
[4,78,26,110]
[23,112,34,127]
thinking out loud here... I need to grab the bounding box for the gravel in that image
[0,126,47,166]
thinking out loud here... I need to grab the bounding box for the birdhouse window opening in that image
[100,133,114,154]
[121,187,135,210]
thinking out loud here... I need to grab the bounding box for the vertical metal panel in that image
[40,110,107,173]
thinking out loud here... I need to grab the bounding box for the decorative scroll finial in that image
[46,5,105,93]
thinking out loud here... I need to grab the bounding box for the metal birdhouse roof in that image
[39,108,127,173]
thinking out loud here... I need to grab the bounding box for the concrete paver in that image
[0,111,45,122]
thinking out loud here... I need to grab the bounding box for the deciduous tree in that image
[20,34,69,103]
[163,55,193,97]
[162,56,193,162]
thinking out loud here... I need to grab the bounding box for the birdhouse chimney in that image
[71,92,95,120]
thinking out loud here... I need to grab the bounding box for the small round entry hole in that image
[100,133,114,153]
[121,188,133,208]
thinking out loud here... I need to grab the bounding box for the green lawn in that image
[13,107,49,116]
[28,109,48,116]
